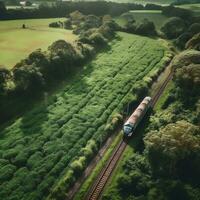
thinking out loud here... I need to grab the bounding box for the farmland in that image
[0,32,171,200]
[0,18,77,69]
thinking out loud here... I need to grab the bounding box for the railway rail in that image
[85,71,173,200]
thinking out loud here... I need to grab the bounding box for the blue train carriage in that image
[123,97,152,137]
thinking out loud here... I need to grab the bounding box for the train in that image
[123,96,152,137]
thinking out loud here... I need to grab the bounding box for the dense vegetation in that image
[103,48,200,200]
[0,32,171,200]
[0,1,145,20]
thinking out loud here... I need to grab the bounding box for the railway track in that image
[85,70,173,200]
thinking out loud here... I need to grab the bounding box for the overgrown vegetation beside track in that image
[102,48,200,200]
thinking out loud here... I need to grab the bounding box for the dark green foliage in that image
[135,19,157,36]
[188,23,200,35]
[186,33,200,51]
[172,50,200,99]
[162,5,192,21]
[174,32,193,49]
[0,164,16,182]
[145,121,200,181]
[63,19,72,29]
[161,17,186,39]
[49,22,62,28]
[0,67,10,94]
[13,64,45,92]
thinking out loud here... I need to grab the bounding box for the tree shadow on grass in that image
[20,100,49,136]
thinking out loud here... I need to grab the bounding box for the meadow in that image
[0,18,77,69]
[0,32,170,200]
[107,0,173,5]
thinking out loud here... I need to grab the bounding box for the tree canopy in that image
[144,121,200,182]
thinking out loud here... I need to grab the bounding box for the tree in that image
[188,23,200,35]
[171,50,200,98]
[121,12,135,23]
[161,17,186,39]
[144,121,200,182]
[13,64,45,93]
[69,10,85,25]
[186,33,200,51]
[63,19,72,29]
[174,63,200,96]
[136,19,156,36]
[174,32,192,49]
[0,1,6,19]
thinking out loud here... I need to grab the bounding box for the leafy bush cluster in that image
[105,48,200,200]
[0,33,170,200]
[120,13,157,37]
[68,11,121,48]
[160,5,200,50]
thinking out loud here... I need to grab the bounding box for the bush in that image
[144,121,200,181]
[188,23,200,35]
[63,19,72,29]
[70,156,86,177]
[174,32,193,49]
[13,64,45,93]
[186,33,200,50]
[162,5,192,21]
[88,32,108,47]
[135,19,156,36]
[49,22,62,28]
[0,164,16,181]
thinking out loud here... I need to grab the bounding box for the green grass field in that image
[116,10,168,30]
[107,0,174,5]
[0,32,170,200]
[0,18,77,69]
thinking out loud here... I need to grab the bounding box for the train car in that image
[123,97,152,137]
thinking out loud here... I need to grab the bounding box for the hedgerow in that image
[0,32,172,200]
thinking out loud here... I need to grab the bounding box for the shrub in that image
[0,164,16,181]
[174,32,193,49]
[161,17,186,39]
[188,23,200,35]
[135,19,156,36]
[88,32,108,47]
[186,33,200,51]
[49,22,61,28]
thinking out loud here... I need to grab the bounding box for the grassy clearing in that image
[176,3,200,16]
[106,0,173,5]
[0,18,77,69]
[115,10,168,30]
[0,32,170,200]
